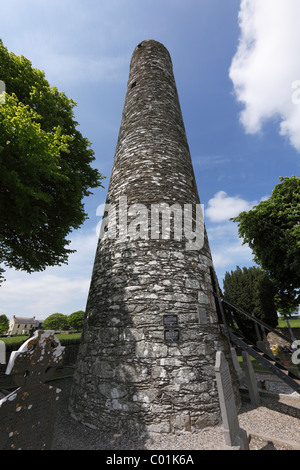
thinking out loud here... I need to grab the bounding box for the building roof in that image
[12,317,36,324]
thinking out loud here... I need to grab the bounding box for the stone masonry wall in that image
[69,40,238,435]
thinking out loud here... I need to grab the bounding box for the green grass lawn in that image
[277,317,300,328]
[237,354,269,372]
[1,335,29,345]
[237,353,299,375]
[1,332,81,345]
[55,332,81,341]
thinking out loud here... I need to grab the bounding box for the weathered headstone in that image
[256,340,275,359]
[215,351,249,450]
[0,340,5,365]
[230,347,246,388]
[242,351,260,407]
[0,330,64,450]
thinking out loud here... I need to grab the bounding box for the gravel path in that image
[52,375,300,451]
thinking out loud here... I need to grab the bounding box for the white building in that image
[8,316,37,335]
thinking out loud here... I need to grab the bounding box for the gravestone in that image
[230,347,246,388]
[0,330,64,450]
[0,340,5,365]
[215,351,249,450]
[242,351,260,407]
[256,340,275,359]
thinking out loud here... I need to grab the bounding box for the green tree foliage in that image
[67,310,85,330]
[0,314,9,334]
[0,40,105,279]
[42,313,69,331]
[223,266,278,342]
[232,176,300,310]
[277,305,299,319]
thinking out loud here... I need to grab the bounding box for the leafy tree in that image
[232,176,300,310]
[67,310,85,330]
[0,40,105,280]
[277,305,299,319]
[223,266,278,342]
[0,314,9,334]
[42,313,69,331]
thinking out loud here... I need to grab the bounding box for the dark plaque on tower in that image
[163,315,179,327]
[164,328,180,343]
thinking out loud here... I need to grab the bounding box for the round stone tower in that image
[69,40,236,434]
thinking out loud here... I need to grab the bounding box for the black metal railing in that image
[213,292,300,392]
[214,293,292,346]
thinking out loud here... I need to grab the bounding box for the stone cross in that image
[0,330,64,450]
[215,351,249,450]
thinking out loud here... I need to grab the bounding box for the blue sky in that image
[1,0,300,320]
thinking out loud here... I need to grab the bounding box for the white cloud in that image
[4,32,129,87]
[205,190,257,284]
[1,0,131,87]
[1,228,98,321]
[1,273,90,319]
[193,155,231,170]
[230,0,300,152]
[205,190,255,223]
[211,240,253,269]
[40,52,129,86]
[207,218,255,287]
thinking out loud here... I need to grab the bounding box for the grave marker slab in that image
[242,351,260,407]
[230,347,246,387]
[0,330,64,450]
[215,351,249,450]
[0,341,5,365]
